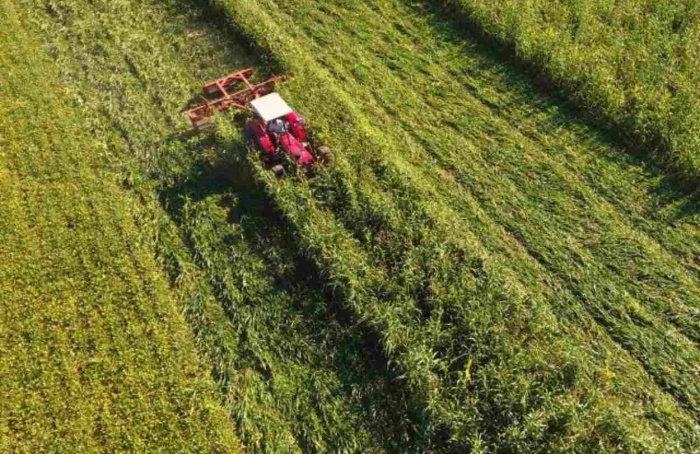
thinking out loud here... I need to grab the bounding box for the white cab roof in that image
[249,93,294,123]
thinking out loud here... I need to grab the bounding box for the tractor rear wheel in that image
[317,146,332,162]
[272,164,286,178]
[244,125,257,148]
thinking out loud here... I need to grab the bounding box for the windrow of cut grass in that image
[211,0,700,451]
[0,1,240,452]
[435,0,700,189]
[25,0,420,451]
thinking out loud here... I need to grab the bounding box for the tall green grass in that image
[435,0,700,188]
[210,0,700,451]
[0,1,240,452]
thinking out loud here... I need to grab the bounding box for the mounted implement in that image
[188,68,331,176]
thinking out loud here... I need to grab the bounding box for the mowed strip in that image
[0,2,240,452]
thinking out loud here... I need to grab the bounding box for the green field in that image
[4,0,700,452]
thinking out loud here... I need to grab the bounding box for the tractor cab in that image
[188,68,331,176]
[248,93,314,166]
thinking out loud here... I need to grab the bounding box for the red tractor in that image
[188,68,331,177]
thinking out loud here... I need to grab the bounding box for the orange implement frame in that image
[188,68,287,129]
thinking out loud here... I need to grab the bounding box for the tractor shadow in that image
[156,135,425,453]
[408,0,700,218]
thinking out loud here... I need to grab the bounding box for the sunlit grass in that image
[0,2,240,452]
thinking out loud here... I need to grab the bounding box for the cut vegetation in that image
[5,0,700,452]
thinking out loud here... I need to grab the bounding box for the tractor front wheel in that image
[317,146,332,162]
[272,164,286,178]
[244,125,257,148]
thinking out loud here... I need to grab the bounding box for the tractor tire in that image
[272,164,286,178]
[317,146,332,162]
[244,125,257,148]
